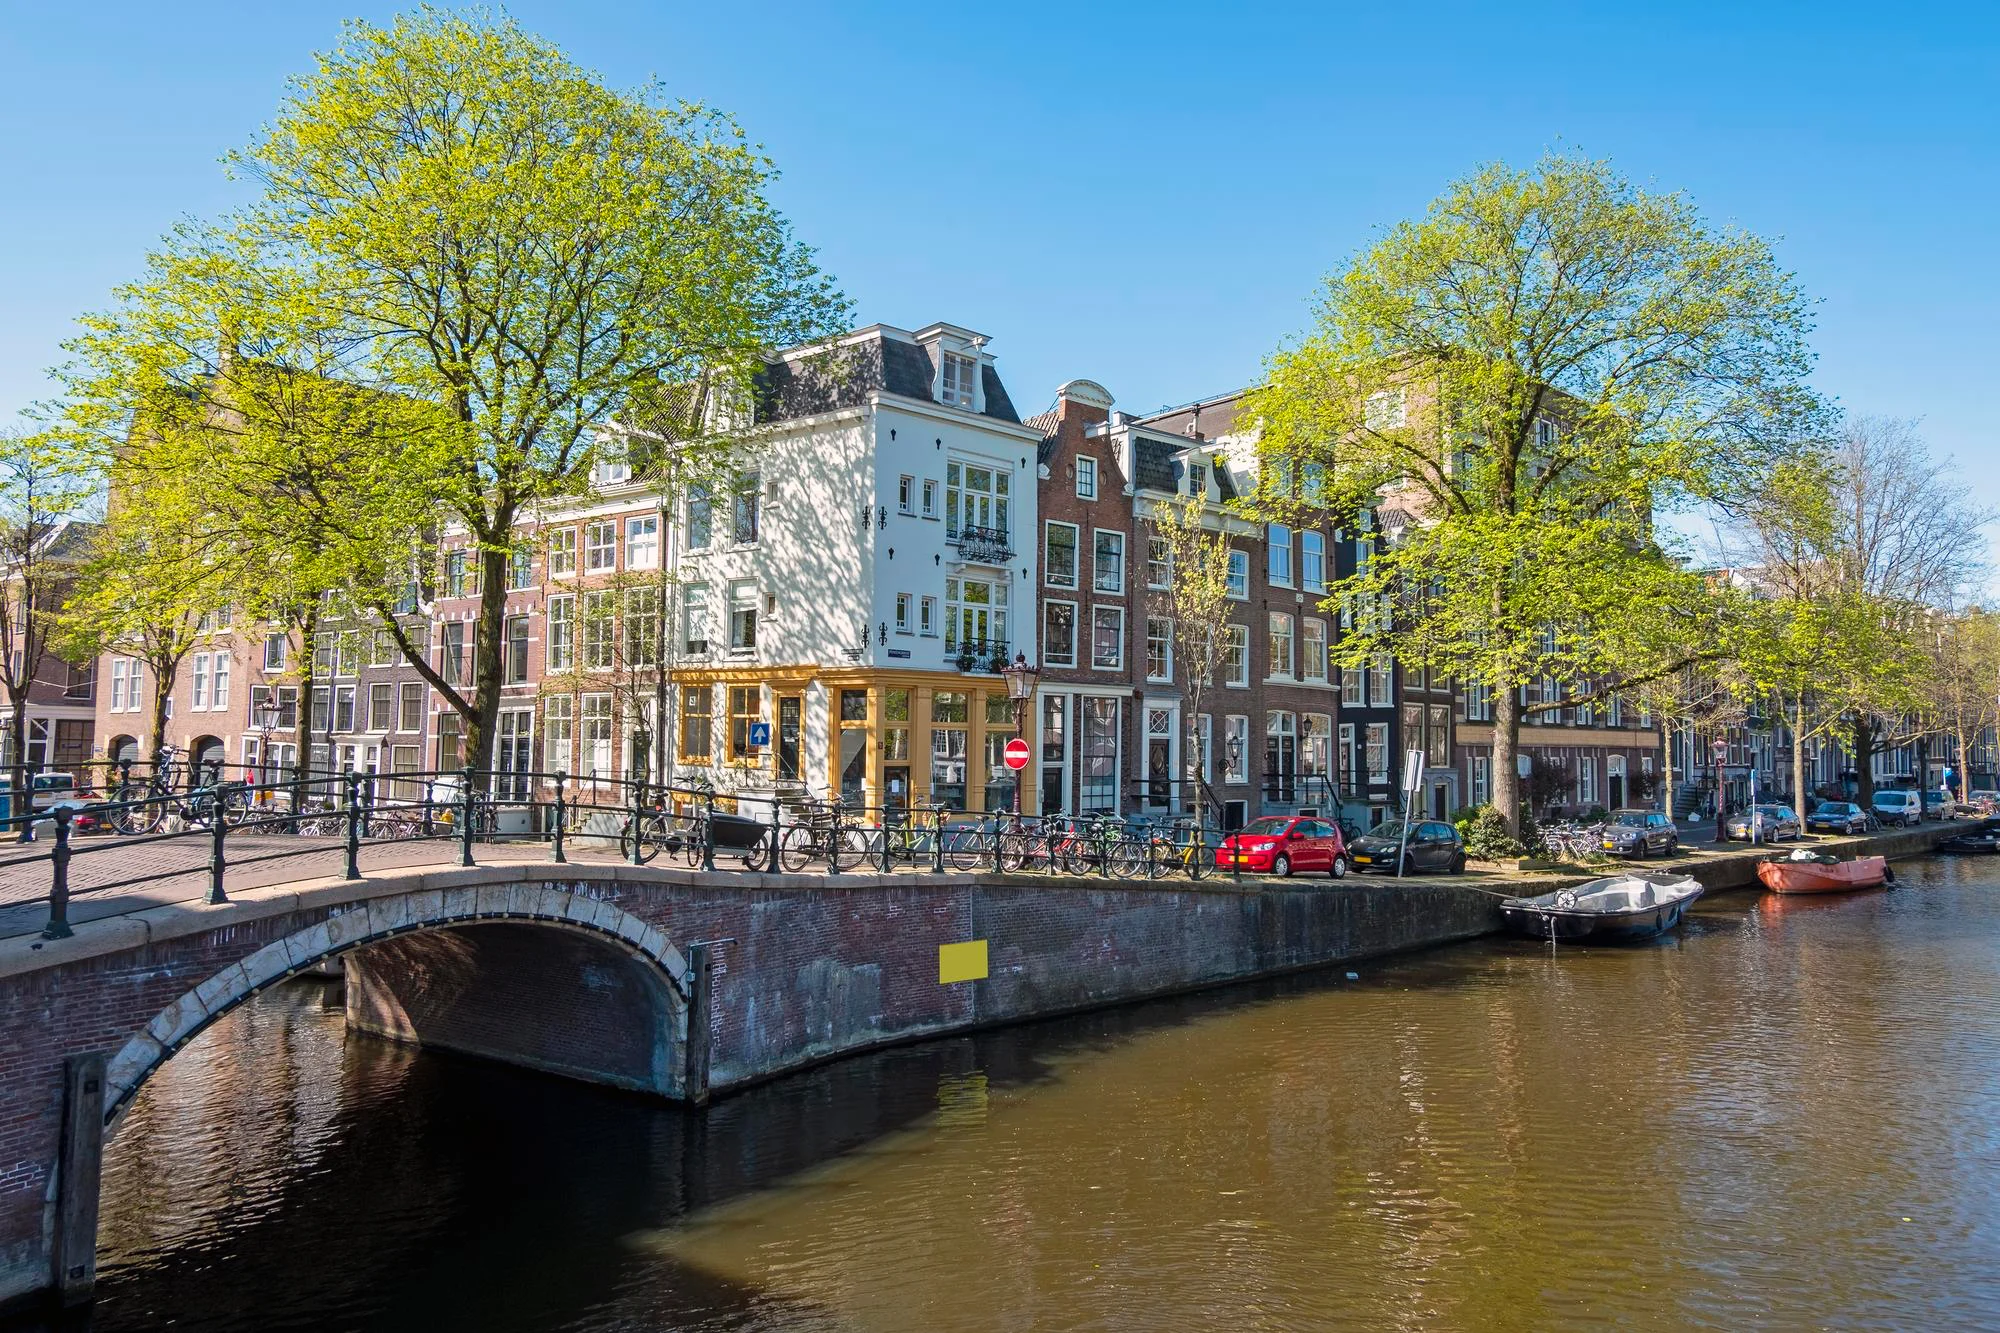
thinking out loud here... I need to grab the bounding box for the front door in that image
[777,695,802,783]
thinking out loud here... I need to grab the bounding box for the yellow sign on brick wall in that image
[938,939,989,984]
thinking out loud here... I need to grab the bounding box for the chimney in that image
[1186,401,1204,441]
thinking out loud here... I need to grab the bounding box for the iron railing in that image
[954,525,1014,564]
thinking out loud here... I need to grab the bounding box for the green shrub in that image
[1461,805,1527,860]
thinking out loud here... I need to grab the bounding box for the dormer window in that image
[1189,463,1208,497]
[941,353,978,408]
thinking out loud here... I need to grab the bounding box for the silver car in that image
[1599,808,1679,858]
[1724,804,1802,841]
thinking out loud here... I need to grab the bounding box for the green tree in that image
[1145,491,1241,830]
[1249,154,1822,834]
[0,427,99,791]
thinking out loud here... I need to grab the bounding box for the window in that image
[443,548,474,598]
[311,686,329,734]
[1045,522,1079,589]
[729,686,761,759]
[921,479,939,518]
[1368,654,1393,707]
[1147,536,1170,589]
[371,630,394,667]
[509,546,534,590]
[1465,682,1492,721]
[1044,601,1077,668]
[946,462,1008,540]
[944,575,1008,655]
[1469,754,1490,805]
[898,474,915,514]
[1268,523,1293,586]
[368,683,392,732]
[1339,722,1356,789]
[1080,697,1119,812]
[1268,612,1294,679]
[547,528,577,578]
[545,597,574,671]
[625,515,659,570]
[685,486,712,550]
[883,689,910,762]
[400,683,423,732]
[732,472,760,544]
[335,632,359,678]
[334,685,356,733]
[931,690,970,806]
[1190,463,1208,498]
[263,634,286,672]
[1580,755,1598,805]
[941,352,977,407]
[581,694,614,778]
[191,654,209,710]
[1226,550,1249,600]
[1093,530,1124,594]
[1366,723,1390,783]
[682,584,709,654]
[1224,624,1249,686]
[582,590,615,670]
[1091,606,1124,671]
[1341,664,1362,706]
[1146,618,1172,682]
[581,522,616,574]
[1303,619,1327,682]
[728,581,758,652]
[920,596,938,636]
[1198,714,1213,783]
[1365,388,1407,430]
[545,696,574,772]
[1302,531,1326,593]
[1536,417,1560,449]
[1224,716,1249,785]
[505,615,530,684]
[110,659,126,712]
[1428,705,1451,769]
[212,654,229,710]
[1608,694,1623,728]
[679,685,711,761]
[895,593,913,634]
[1076,456,1097,499]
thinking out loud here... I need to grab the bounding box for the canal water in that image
[57,856,2000,1331]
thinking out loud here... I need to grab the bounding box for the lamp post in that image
[1001,652,1039,815]
[253,699,279,805]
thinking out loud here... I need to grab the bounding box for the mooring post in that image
[342,770,362,882]
[552,770,569,864]
[768,795,783,874]
[701,787,716,873]
[685,942,714,1106]
[53,1053,105,1306]
[43,807,74,940]
[458,765,476,867]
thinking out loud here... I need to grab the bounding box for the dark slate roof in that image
[1133,438,1181,493]
[753,330,1022,427]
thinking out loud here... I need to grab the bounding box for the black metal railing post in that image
[553,771,569,864]
[880,804,895,874]
[768,796,783,874]
[343,770,362,881]
[1232,825,1243,883]
[458,765,476,867]
[701,787,716,873]
[208,799,230,904]
[42,807,73,940]
[991,812,1005,875]
[931,806,945,876]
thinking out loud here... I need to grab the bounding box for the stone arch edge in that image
[103,885,692,1130]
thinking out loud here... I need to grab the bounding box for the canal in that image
[48,856,2000,1330]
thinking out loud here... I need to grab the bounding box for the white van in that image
[1871,789,1922,827]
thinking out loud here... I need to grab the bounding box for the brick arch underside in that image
[103,888,693,1129]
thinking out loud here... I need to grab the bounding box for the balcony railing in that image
[947,638,1011,672]
[954,525,1014,565]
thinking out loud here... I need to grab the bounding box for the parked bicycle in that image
[109,747,252,834]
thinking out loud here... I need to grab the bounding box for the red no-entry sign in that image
[1003,737,1031,771]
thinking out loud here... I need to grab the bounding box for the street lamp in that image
[252,698,280,801]
[1002,653,1039,814]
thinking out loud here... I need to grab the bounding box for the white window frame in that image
[1224,715,1249,785]
[1044,521,1080,590]
[898,474,916,515]
[1225,624,1249,688]
[1226,550,1249,600]
[1092,528,1125,595]
[624,515,659,570]
[212,653,230,711]
[682,583,710,655]
[191,653,210,711]
[1268,612,1294,680]
[1301,530,1326,593]
[1146,617,1172,683]
[546,595,576,671]
[547,527,578,579]
[921,479,939,518]
[894,593,913,634]
[941,352,978,407]
[1303,618,1327,682]
[1267,523,1293,588]
[1090,605,1125,672]
[1366,388,1407,430]
[1043,599,1078,669]
[1076,456,1097,500]
[920,596,938,637]
[727,580,758,653]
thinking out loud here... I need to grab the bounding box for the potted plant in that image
[955,649,975,671]
[987,652,1008,674]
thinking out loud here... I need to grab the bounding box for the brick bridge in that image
[0,849,1503,1314]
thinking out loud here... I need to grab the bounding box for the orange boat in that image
[1755,851,1890,894]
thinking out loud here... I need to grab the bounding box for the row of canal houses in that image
[87,319,1896,829]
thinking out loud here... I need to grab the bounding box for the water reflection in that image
[43,857,2000,1331]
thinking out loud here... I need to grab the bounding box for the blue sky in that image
[3,1,1995,547]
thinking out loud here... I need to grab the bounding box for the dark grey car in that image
[1599,808,1679,858]
[1347,820,1465,875]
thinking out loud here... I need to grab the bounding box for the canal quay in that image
[2,822,1986,1330]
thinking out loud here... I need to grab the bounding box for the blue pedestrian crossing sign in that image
[748,721,771,747]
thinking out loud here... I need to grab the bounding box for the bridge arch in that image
[103,885,696,1129]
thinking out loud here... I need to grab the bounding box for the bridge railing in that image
[17,767,1343,943]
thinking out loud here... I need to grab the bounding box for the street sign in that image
[1003,737,1031,771]
[1403,748,1424,793]
[748,721,771,747]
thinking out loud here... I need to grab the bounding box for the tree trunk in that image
[1661,720,1675,820]
[1852,715,1877,807]
[8,693,27,823]
[148,664,173,771]
[1790,706,1808,811]
[463,543,510,789]
[1494,681,1521,835]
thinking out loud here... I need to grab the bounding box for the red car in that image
[1215,815,1348,878]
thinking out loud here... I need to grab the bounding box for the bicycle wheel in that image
[112,785,163,835]
[1110,837,1146,878]
[218,786,254,828]
[679,817,708,868]
[619,819,654,864]
[945,825,989,871]
[779,824,816,872]
[997,830,1030,873]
